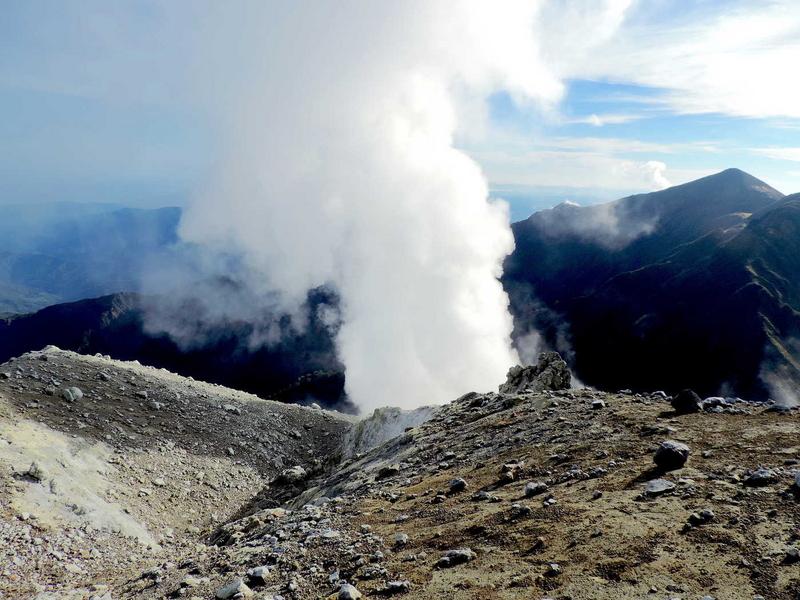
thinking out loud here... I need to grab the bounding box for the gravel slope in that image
[3,348,800,600]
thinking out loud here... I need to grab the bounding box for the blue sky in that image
[2,1,800,221]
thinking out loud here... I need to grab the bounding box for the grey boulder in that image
[60,387,83,402]
[653,440,690,470]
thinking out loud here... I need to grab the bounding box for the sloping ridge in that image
[0,288,349,409]
[504,169,796,399]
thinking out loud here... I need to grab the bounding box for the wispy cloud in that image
[562,2,800,120]
[469,147,714,191]
[566,113,645,126]
[750,147,800,162]
[541,137,719,154]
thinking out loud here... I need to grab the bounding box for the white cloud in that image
[568,113,645,126]
[470,148,686,191]
[565,1,800,119]
[750,148,800,162]
[542,136,719,154]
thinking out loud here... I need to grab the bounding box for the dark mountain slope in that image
[504,169,783,306]
[504,169,799,399]
[0,288,350,410]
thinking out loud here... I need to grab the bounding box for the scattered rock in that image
[437,548,476,567]
[744,467,778,487]
[688,509,715,526]
[500,461,524,482]
[509,503,532,519]
[671,389,702,414]
[448,477,467,493]
[653,440,690,470]
[546,563,562,576]
[525,481,549,496]
[644,479,676,496]
[279,466,307,484]
[27,461,48,481]
[216,578,252,599]
[338,583,362,600]
[377,464,401,479]
[246,565,271,585]
[385,580,411,594]
[60,387,83,402]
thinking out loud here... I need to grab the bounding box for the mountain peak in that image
[677,168,783,198]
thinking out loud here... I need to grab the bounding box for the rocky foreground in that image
[2,349,800,599]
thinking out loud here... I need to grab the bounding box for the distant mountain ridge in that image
[3,170,798,406]
[504,168,800,400]
[0,288,350,411]
[0,202,183,313]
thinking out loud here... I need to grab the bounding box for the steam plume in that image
[175,2,598,411]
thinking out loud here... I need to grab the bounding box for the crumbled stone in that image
[246,565,271,584]
[437,548,476,567]
[644,479,676,496]
[525,481,549,496]
[377,464,401,479]
[279,466,307,484]
[216,578,252,599]
[744,467,778,487]
[499,352,571,394]
[27,461,48,481]
[449,477,467,493]
[385,580,411,594]
[338,583,363,600]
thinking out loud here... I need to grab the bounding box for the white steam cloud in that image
[176,1,585,412]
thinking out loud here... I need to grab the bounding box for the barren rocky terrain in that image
[3,348,800,600]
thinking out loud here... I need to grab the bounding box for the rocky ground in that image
[0,347,351,599]
[3,348,800,600]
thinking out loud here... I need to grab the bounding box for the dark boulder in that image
[671,389,703,414]
[654,440,690,470]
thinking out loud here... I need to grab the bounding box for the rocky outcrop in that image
[499,351,571,394]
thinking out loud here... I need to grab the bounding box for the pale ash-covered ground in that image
[0,347,352,599]
[3,348,800,600]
